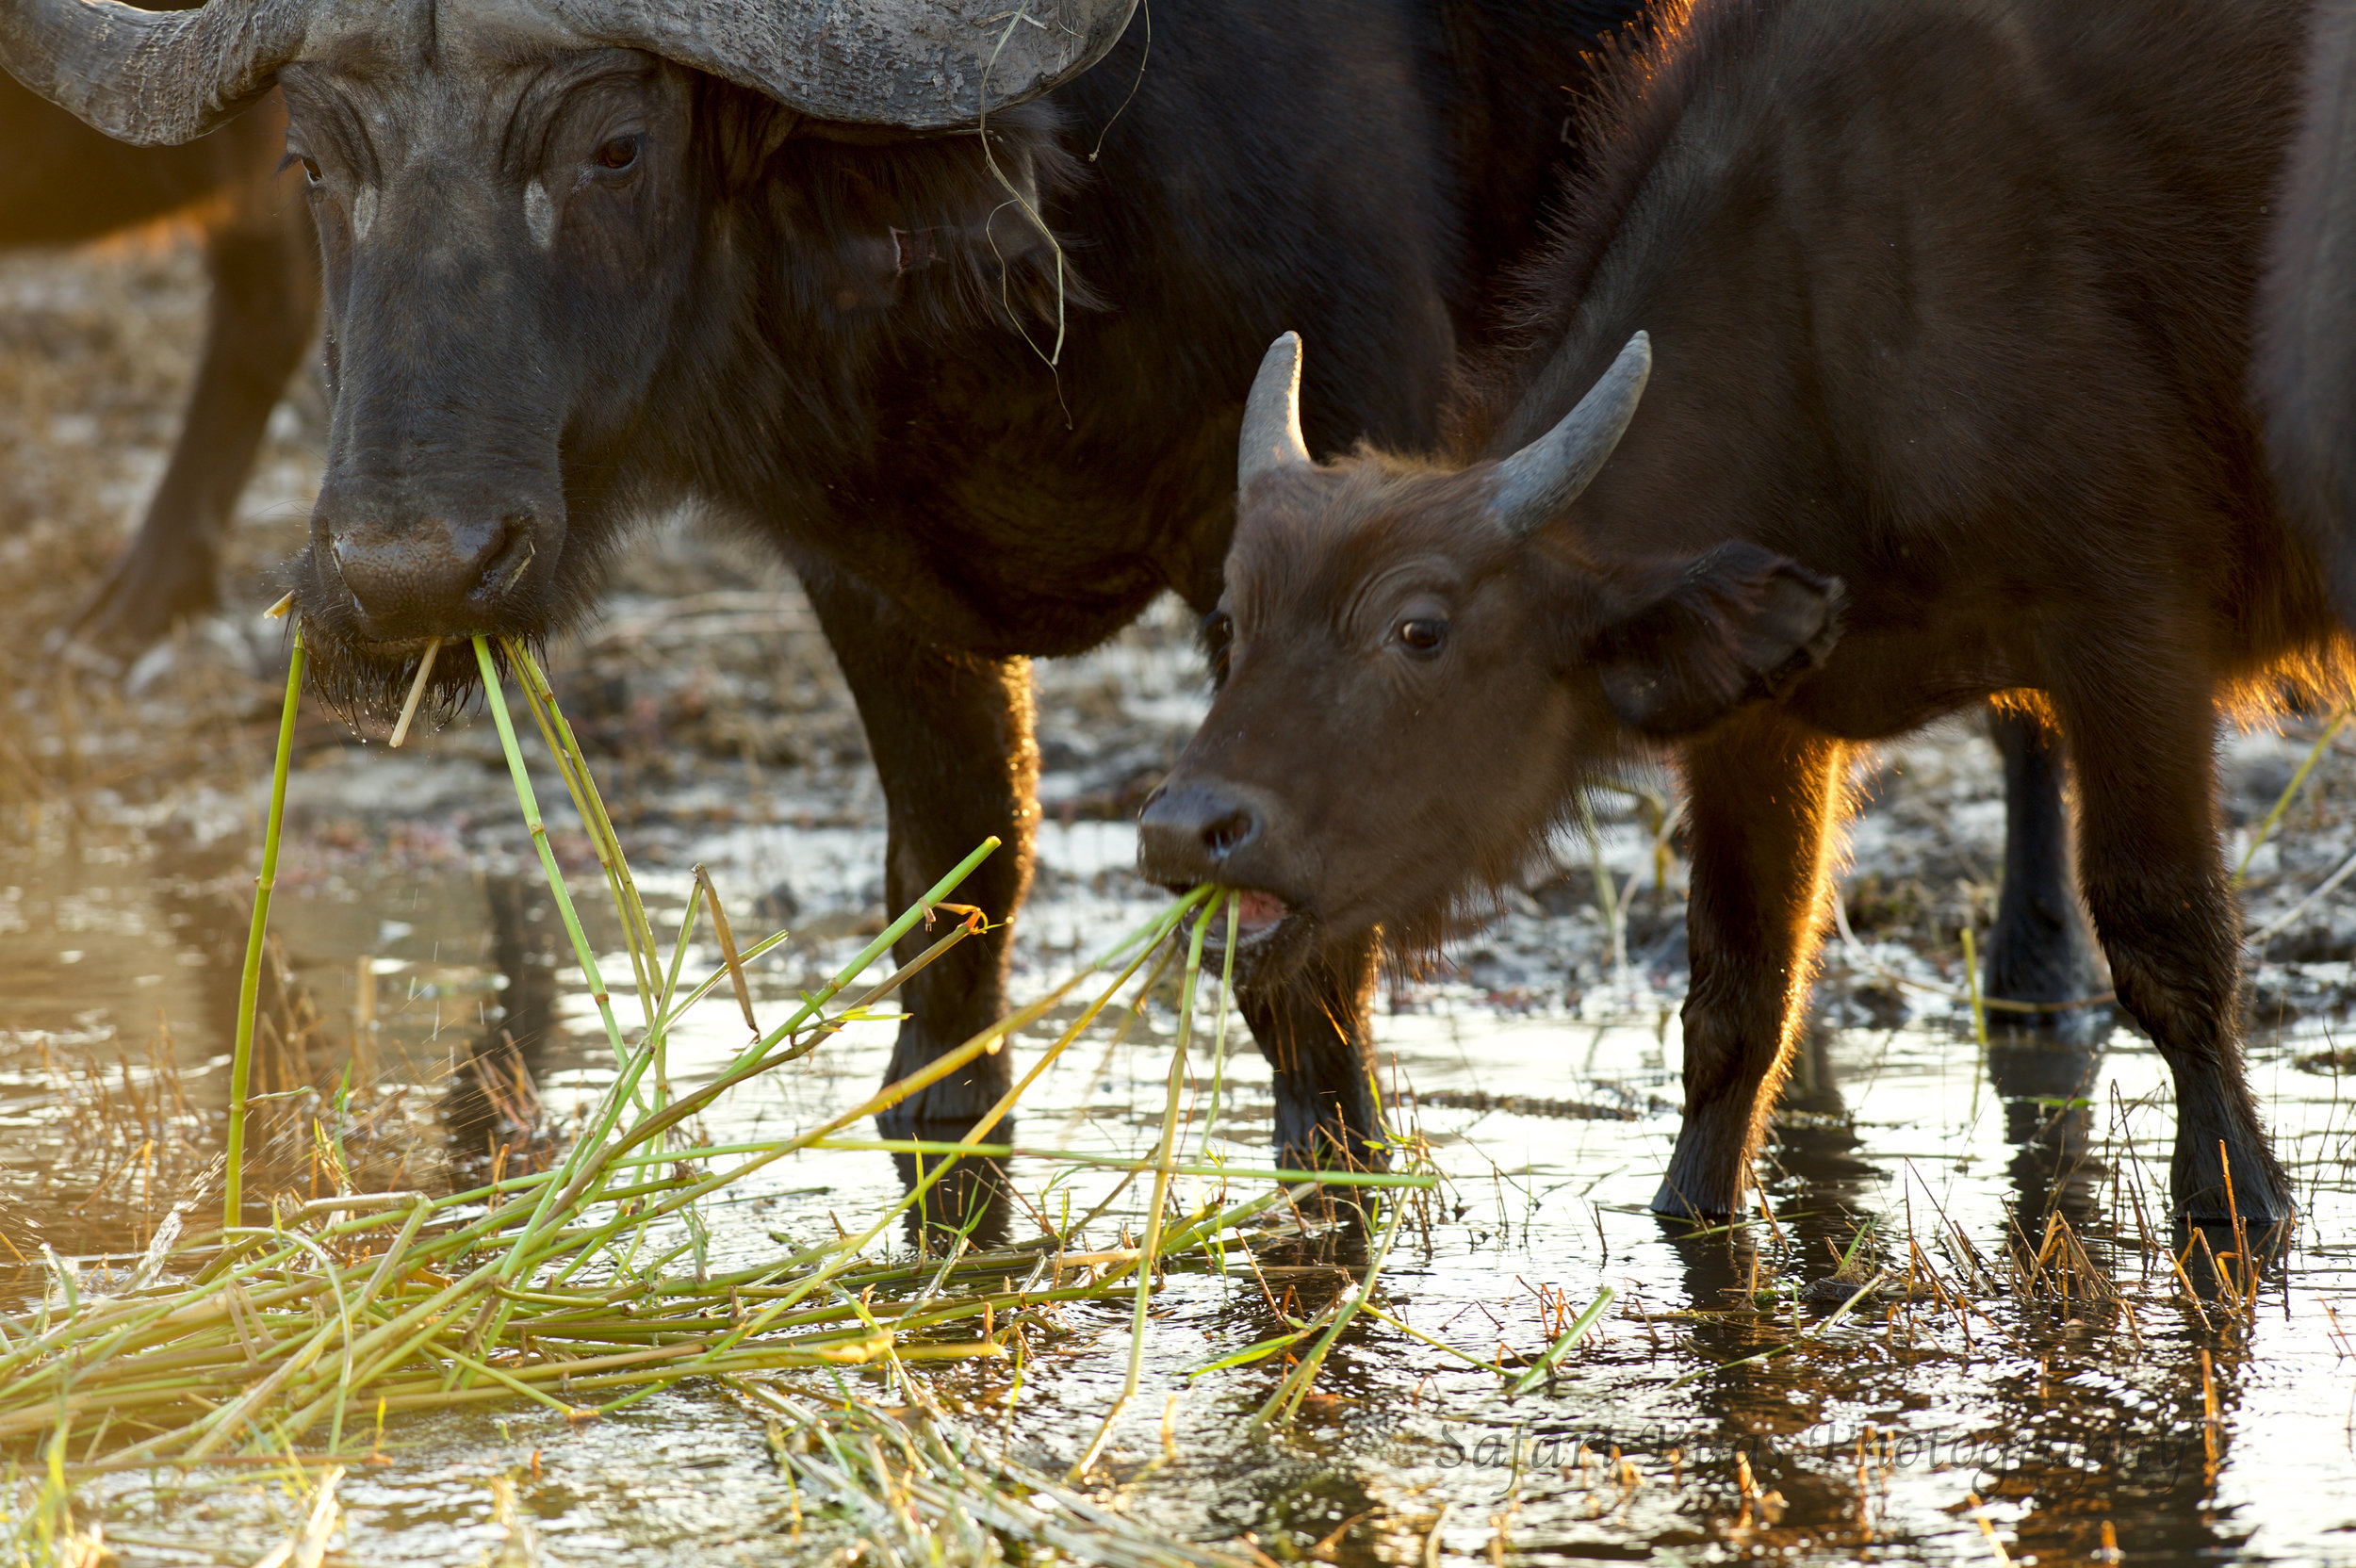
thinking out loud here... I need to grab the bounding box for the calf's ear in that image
[1584,542,1845,736]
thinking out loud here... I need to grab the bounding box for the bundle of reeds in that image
[4,631,1434,1564]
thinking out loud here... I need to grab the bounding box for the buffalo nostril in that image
[1202,807,1255,858]
[482,516,537,597]
[1137,784,1267,882]
[321,504,545,635]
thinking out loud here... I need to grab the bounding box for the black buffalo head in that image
[1,0,1133,711]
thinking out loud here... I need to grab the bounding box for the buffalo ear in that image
[1585,542,1845,736]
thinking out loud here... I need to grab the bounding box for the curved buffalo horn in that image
[1,0,1138,147]
[0,0,316,147]
[1487,331,1653,538]
[1238,332,1314,493]
[562,0,1140,128]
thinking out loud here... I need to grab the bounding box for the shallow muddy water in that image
[5,709,2356,1565]
[4,237,2356,1567]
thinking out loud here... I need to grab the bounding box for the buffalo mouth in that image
[1171,885,1298,968]
[284,542,568,725]
[288,586,530,732]
[345,630,459,662]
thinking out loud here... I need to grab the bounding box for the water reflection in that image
[443,873,560,1163]
[8,807,2354,1562]
[1987,1017,2111,1228]
[1595,1004,2268,1564]
[893,1133,1015,1250]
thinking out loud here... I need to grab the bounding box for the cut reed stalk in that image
[387,637,440,748]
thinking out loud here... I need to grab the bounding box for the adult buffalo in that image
[1141,0,2326,1223]
[2263,0,2356,627]
[4,0,1676,1152]
[3,24,314,654]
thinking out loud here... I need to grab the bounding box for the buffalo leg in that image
[1242,932,1383,1173]
[72,201,319,654]
[801,565,1035,1133]
[2057,680,2291,1222]
[1653,708,1850,1220]
[1984,705,2103,1009]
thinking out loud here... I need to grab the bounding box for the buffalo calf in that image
[1141,0,2332,1224]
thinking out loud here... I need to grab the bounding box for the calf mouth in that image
[1165,884,1301,973]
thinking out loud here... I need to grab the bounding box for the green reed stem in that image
[1067,892,1223,1480]
[224,626,306,1231]
[1504,1286,1616,1396]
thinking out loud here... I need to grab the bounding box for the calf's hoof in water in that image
[2169,1125,2295,1228]
[1648,1175,1742,1224]
[1981,906,2110,1048]
[1982,923,2104,1018]
[1648,1116,1751,1221]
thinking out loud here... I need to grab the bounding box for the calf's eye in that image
[595,137,641,172]
[1396,618,1448,655]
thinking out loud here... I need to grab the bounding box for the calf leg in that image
[1653,708,1850,1220]
[1241,933,1383,1173]
[1985,706,2104,1009]
[73,200,319,654]
[2058,681,2291,1222]
[801,566,1037,1134]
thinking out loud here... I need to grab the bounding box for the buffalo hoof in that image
[2169,1151,2295,1229]
[1647,1178,1738,1224]
[1650,1120,1749,1221]
[1272,1103,1387,1183]
[2172,1217,2291,1304]
[892,1136,1013,1250]
[1982,904,2107,1032]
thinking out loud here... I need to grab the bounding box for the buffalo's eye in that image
[594,136,642,172]
[1395,617,1448,656]
[1201,610,1235,688]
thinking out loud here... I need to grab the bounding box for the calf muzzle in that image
[1137,781,1269,884]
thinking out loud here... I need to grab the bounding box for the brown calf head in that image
[1138,332,1844,979]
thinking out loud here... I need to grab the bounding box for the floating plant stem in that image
[1248,1189,1409,1429]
